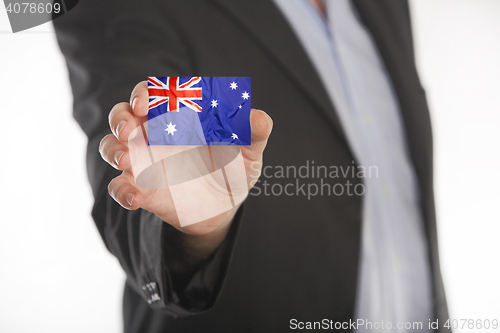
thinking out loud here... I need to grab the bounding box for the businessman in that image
[54,0,449,331]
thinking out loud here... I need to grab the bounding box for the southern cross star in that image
[165,122,177,135]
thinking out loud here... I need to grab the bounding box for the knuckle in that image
[108,104,119,121]
[98,136,106,153]
[109,102,130,122]
[108,176,124,199]
[99,135,112,156]
[130,81,148,106]
[99,136,114,157]
[107,178,116,198]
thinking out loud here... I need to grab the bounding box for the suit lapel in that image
[210,0,347,143]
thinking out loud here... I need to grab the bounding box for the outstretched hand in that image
[99,81,273,237]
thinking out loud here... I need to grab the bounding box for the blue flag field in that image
[147,76,251,145]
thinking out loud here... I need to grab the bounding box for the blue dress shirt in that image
[272,0,433,331]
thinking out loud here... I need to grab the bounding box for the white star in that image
[165,122,177,135]
[230,82,238,90]
[238,105,242,109]
[211,99,218,108]
[242,92,250,100]
[231,133,238,140]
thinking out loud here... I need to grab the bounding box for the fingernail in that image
[126,193,135,207]
[131,97,138,111]
[114,151,125,166]
[116,120,127,138]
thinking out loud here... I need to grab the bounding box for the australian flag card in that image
[147,76,251,145]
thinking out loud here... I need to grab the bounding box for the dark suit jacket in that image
[54,0,449,332]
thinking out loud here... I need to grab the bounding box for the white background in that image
[0,1,499,332]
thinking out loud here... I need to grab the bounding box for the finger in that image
[99,134,131,170]
[242,109,273,162]
[108,171,142,210]
[129,81,149,117]
[109,102,144,143]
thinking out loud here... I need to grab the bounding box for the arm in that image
[53,0,272,315]
[101,82,271,294]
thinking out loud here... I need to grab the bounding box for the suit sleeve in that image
[53,0,242,316]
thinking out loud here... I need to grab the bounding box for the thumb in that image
[242,109,273,162]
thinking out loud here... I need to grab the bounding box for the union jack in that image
[148,76,202,112]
